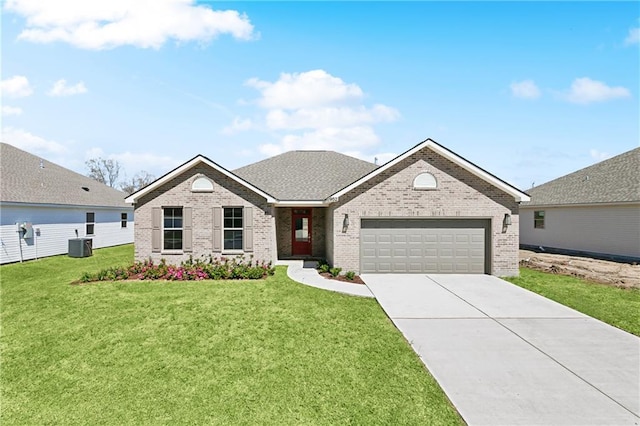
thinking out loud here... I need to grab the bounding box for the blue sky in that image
[2,1,638,190]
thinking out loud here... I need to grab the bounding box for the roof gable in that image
[329,139,530,202]
[233,151,378,200]
[1,143,131,208]
[523,147,640,206]
[125,155,276,204]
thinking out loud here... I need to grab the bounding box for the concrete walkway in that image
[363,274,640,426]
[277,260,374,298]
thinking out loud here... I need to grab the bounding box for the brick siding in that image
[329,147,520,276]
[134,165,273,264]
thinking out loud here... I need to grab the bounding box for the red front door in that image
[291,209,312,256]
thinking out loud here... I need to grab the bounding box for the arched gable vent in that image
[191,176,214,192]
[413,172,437,190]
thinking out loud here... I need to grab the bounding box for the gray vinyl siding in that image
[0,203,134,264]
[520,204,640,258]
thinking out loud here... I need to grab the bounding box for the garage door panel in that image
[393,262,408,273]
[471,234,484,243]
[409,234,423,243]
[378,248,392,257]
[439,234,454,243]
[394,234,407,243]
[377,234,392,243]
[360,219,489,274]
[423,234,438,243]
[409,248,423,257]
[361,233,376,244]
[394,248,407,257]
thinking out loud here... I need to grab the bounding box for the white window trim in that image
[534,210,545,229]
[162,207,184,253]
[86,212,95,236]
[222,206,244,253]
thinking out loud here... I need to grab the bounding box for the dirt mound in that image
[519,250,640,289]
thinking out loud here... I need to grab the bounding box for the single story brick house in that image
[125,139,530,276]
[520,147,639,261]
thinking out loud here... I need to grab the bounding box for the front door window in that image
[295,217,309,242]
[291,209,312,256]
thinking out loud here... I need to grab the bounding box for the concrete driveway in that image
[362,274,640,426]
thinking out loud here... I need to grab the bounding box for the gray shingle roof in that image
[234,151,379,200]
[1,143,131,208]
[522,147,640,207]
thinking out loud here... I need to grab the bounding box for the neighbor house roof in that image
[1,143,131,208]
[330,139,531,202]
[522,147,640,207]
[233,151,378,201]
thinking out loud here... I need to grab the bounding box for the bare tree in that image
[86,158,121,188]
[120,171,156,195]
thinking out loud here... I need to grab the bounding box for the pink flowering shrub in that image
[79,255,274,283]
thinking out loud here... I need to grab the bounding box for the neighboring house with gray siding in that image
[126,139,530,276]
[0,143,134,264]
[520,147,640,261]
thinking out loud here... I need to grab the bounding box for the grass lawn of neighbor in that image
[0,245,462,425]
[506,268,640,336]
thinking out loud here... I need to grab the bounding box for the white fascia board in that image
[273,200,330,207]
[328,139,531,203]
[125,156,277,204]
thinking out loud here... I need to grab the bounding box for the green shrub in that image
[344,271,356,281]
[76,254,275,283]
[329,267,342,277]
[318,263,330,274]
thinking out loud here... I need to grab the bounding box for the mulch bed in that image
[319,272,366,285]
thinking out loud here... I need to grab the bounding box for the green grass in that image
[506,268,640,336]
[0,245,462,425]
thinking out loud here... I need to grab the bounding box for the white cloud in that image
[109,151,180,176]
[4,0,256,50]
[221,117,253,135]
[246,69,364,109]
[2,105,23,116]
[1,75,33,98]
[589,149,611,162]
[564,77,631,104]
[248,69,400,157]
[1,126,68,155]
[258,126,380,157]
[265,104,399,130]
[47,79,87,96]
[510,79,541,99]
[624,27,639,46]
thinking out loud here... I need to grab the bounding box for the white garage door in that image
[360,219,490,274]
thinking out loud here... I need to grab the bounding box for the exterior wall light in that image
[503,213,512,226]
[342,214,350,233]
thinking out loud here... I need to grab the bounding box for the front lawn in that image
[506,268,640,336]
[0,245,462,425]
